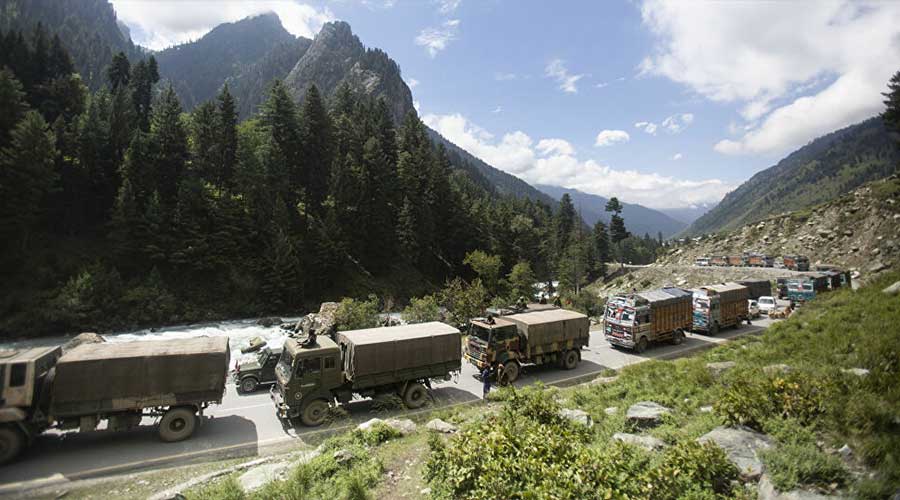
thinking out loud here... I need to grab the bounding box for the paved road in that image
[0,317,778,494]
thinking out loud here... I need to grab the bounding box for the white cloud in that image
[594,130,630,147]
[111,1,334,50]
[491,106,502,114]
[640,0,900,156]
[634,121,658,135]
[595,76,626,88]
[415,19,460,57]
[413,100,421,113]
[407,78,420,89]
[536,138,575,157]
[672,153,683,160]
[437,0,461,14]
[545,59,585,93]
[423,113,733,209]
[661,113,694,134]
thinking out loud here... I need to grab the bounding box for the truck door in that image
[3,363,30,407]
[298,357,322,394]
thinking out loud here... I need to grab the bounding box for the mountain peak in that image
[316,20,356,43]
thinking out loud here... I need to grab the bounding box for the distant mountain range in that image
[686,117,900,236]
[536,185,688,238]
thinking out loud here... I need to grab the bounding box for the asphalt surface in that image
[0,316,780,494]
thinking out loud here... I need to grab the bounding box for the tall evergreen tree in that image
[298,85,333,211]
[555,193,576,254]
[883,69,900,138]
[605,196,629,244]
[593,220,610,277]
[216,84,238,188]
[0,69,28,147]
[149,85,189,206]
[107,51,130,90]
[260,80,301,201]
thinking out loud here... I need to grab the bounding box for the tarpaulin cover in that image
[697,283,749,303]
[505,309,590,346]
[336,322,461,381]
[737,280,772,300]
[50,337,229,416]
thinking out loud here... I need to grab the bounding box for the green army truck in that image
[0,337,230,464]
[464,308,590,383]
[271,322,461,426]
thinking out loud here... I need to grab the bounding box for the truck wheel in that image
[635,337,649,354]
[300,399,330,426]
[403,383,428,409]
[501,361,520,384]
[239,377,259,393]
[671,329,685,345]
[710,322,720,335]
[562,350,579,370]
[159,407,198,442]
[0,426,25,465]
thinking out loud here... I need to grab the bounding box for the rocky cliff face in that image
[283,21,414,124]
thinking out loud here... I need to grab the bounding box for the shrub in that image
[761,442,847,492]
[438,277,488,328]
[334,295,381,330]
[351,422,402,447]
[401,294,442,324]
[715,369,826,430]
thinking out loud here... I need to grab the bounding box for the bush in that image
[334,295,381,330]
[438,277,487,328]
[761,442,847,492]
[715,369,827,430]
[401,295,442,324]
[53,262,124,329]
[351,422,402,447]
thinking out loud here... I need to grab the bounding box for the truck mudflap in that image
[270,386,298,420]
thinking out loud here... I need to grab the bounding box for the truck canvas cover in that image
[337,322,461,381]
[50,337,230,416]
[505,309,590,346]
[697,283,749,302]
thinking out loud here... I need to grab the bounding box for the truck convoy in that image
[272,322,461,426]
[464,308,590,382]
[0,337,230,464]
[604,288,692,353]
[692,283,750,334]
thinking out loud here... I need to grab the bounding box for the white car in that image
[748,299,760,318]
[758,296,777,315]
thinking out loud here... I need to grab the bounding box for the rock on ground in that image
[425,418,458,433]
[559,408,593,427]
[333,449,354,464]
[63,332,105,353]
[706,361,737,377]
[357,418,385,432]
[841,368,870,377]
[384,418,417,435]
[604,406,618,415]
[238,462,290,492]
[757,474,846,500]
[626,401,671,428]
[613,432,667,451]
[883,281,900,295]
[698,426,774,481]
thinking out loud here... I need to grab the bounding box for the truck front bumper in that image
[464,352,488,369]
[605,335,635,349]
[270,386,299,419]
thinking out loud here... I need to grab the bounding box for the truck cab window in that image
[324,356,335,370]
[303,358,321,374]
[10,363,26,387]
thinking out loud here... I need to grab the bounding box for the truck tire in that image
[635,336,649,354]
[0,425,25,465]
[300,399,330,426]
[710,322,720,335]
[403,383,428,409]
[501,361,520,384]
[239,377,259,393]
[159,407,198,442]
[562,350,579,370]
[671,329,685,345]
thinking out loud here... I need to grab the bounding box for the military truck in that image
[737,279,773,300]
[0,337,230,464]
[692,283,750,334]
[272,322,461,426]
[465,308,590,382]
[604,288,692,353]
[234,345,283,393]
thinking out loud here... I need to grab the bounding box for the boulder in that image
[604,406,618,416]
[706,361,737,377]
[333,449,354,464]
[63,332,106,353]
[626,401,671,428]
[698,426,774,481]
[425,419,458,434]
[238,462,290,492]
[613,432,667,451]
[869,262,888,274]
[883,281,900,296]
[559,408,593,427]
[256,317,282,327]
[384,418,417,435]
[757,474,844,500]
[356,418,385,432]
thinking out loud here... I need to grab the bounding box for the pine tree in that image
[593,220,610,277]
[149,85,188,207]
[260,80,301,201]
[298,85,333,211]
[0,69,28,147]
[131,58,159,131]
[108,85,135,164]
[47,34,75,80]
[883,69,900,137]
[605,196,629,244]
[77,92,115,224]
[107,51,130,90]
[189,101,217,182]
[216,84,238,188]
[555,193,576,254]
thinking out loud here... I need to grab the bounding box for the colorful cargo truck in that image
[0,337,230,464]
[604,288,693,353]
[783,255,810,271]
[786,275,830,303]
[692,283,750,334]
[465,308,590,383]
[272,322,461,426]
[737,279,773,300]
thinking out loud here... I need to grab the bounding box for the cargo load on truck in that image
[336,322,461,382]
[783,255,810,271]
[692,283,750,334]
[51,337,230,416]
[726,255,745,266]
[710,256,727,266]
[737,279,773,300]
[604,288,692,352]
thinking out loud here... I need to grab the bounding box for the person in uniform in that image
[481,365,492,398]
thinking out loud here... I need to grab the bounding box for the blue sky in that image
[111,0,900,209]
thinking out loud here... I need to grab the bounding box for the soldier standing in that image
[481,365,492,399]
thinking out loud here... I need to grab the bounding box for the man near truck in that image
[481,365,492,398]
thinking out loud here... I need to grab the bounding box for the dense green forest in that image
[0,26,653,338]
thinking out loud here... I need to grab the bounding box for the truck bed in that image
[505,309,590,347]
[50,337,230,417]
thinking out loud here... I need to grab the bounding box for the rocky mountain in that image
[536,185,687,237]
[155,13,304,111]
[687,117,900,236]
[0,0,141,89]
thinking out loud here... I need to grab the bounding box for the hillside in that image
[687,117,900,236]
[537,184,687,237]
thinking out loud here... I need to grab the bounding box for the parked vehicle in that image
[783,255,810,271]
[786,275,830,303]
[695,257,711,267]
[757,296,777,315]
[272,322,461,426]
[815,266,852,290]
[465,308,590,382]
[0,337,230,464]
[235,345,283,393]
[604,287,693,353]
[737,279,773,300]
[710,256,728,267]
[727,255,746,267]
[748,300,760,318]
[746,253,774,267]
[692,283,750,334]
[773,257,785,269]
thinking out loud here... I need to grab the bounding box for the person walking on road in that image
[481,365,492,399]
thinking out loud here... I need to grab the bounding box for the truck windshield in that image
[606,305,635,324]
[469,324,492,342]
[694,298,709,310]
[276,350,293,383]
